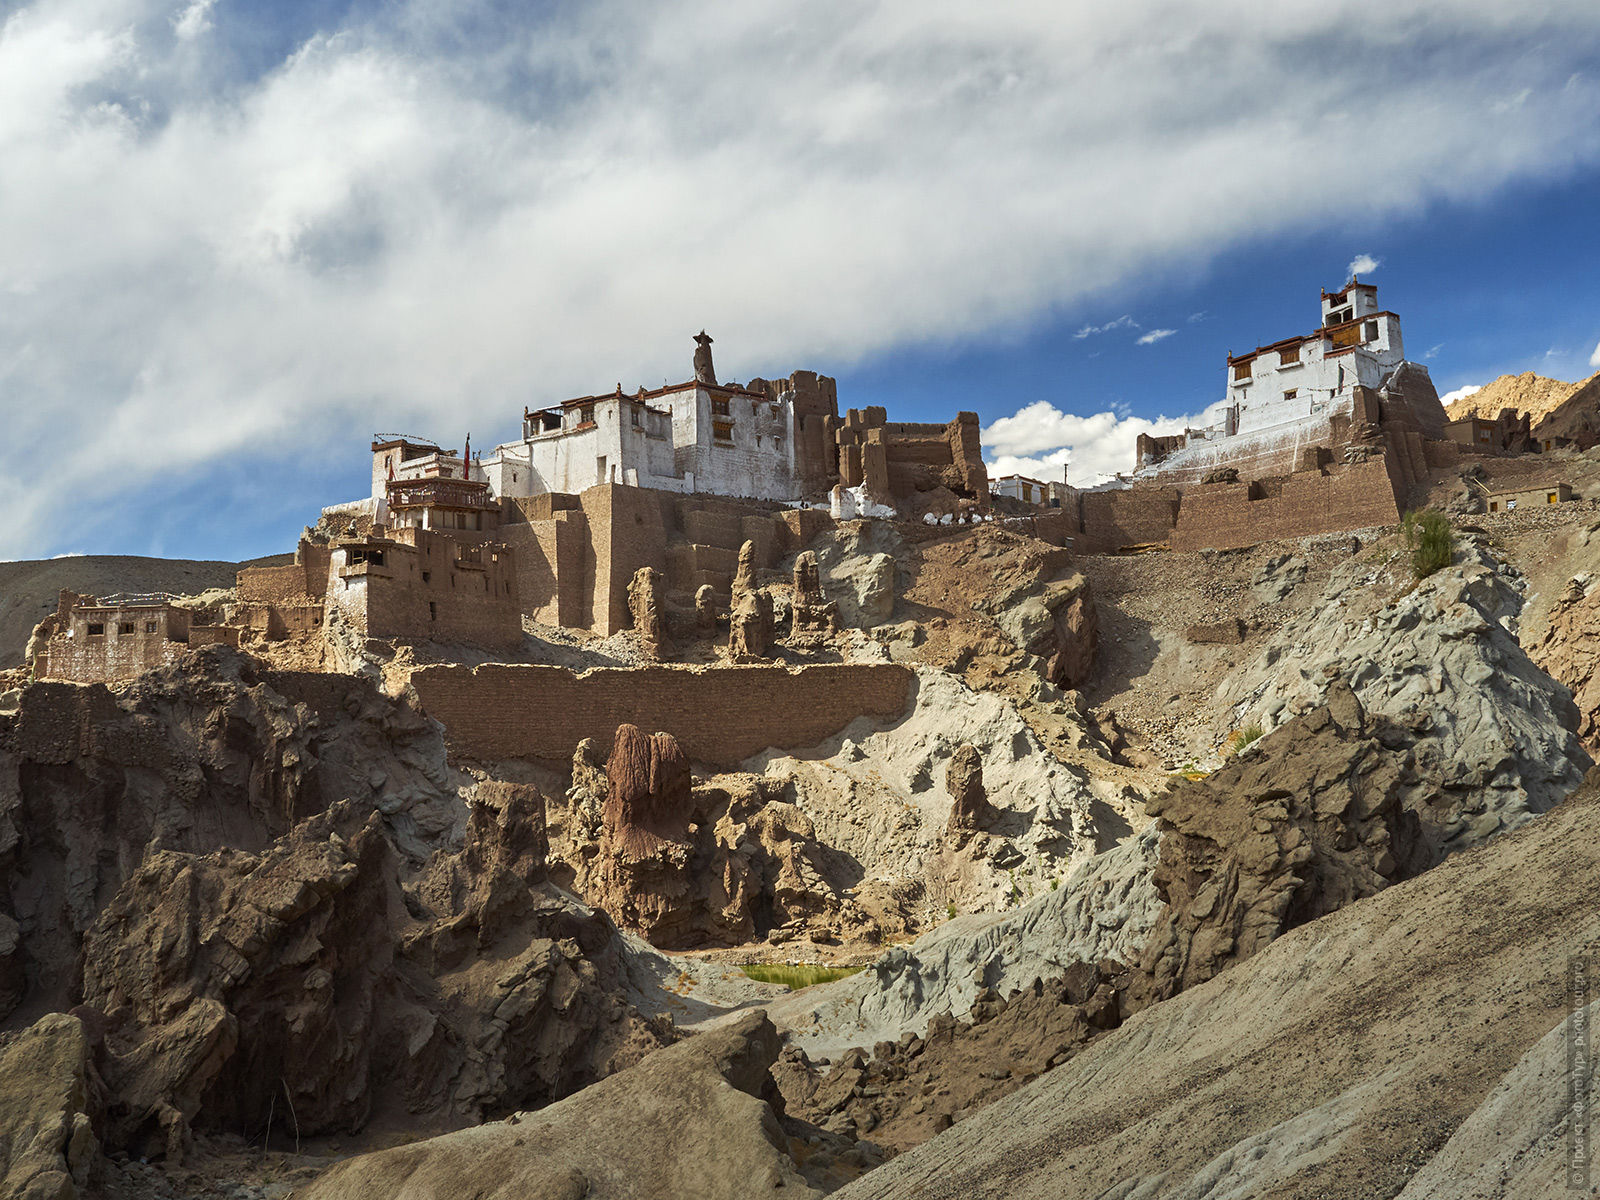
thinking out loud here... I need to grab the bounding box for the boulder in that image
[994,573,1097,689]
[0,1013,101,1200]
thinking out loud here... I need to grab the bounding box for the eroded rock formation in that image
[0,1012,102,1200]
[0,648,456,1020]
[729,541,774,660]
[79,794,667,1160]
[790,551,840,636]
[776,686,1440,1150]
[944,743,995,835]
[626,566,669,659]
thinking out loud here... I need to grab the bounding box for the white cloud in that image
[1425,343,1444,359]
[1590,339,1600,369]
[983,398,1225,486]
[1347,253,1382,278]
[1439,384,1482,407]
[3,1,1600,557]
[172,0,215,40]
[1074,315,1138,340]
[1136,328,1176,345]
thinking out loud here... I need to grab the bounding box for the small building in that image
[991,474,1052,506]
[1442,408,1533,456]
[1484,482,1573,513]
[325,526,522,650]
[36,592,193,683]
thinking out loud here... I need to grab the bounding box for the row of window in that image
[1233,321,1384,382]
[84,620,159,637]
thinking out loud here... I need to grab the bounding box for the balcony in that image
[387,477,497,511]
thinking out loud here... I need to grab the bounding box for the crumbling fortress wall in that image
[498,483,833,636]
[409,662,915,767]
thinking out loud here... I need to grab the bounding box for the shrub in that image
[1402,508,1454,579]
[1226,723,1265,755]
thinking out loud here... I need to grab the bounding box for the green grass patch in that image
[738,963,865,990]
[1402,508,1454,580]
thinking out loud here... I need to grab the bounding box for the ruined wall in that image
[236,543,332,604]
[1169,457,1402,552]
[409,662,915,768]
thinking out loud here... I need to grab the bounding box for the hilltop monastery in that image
[29,286,1573,683]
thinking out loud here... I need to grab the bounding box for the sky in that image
[3,0,1600,562]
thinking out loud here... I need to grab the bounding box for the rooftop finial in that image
[693,330,717,386]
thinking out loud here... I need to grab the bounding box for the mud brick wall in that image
[236,563,316,604]
[409,662,915,768]
[1077,488,1182,551]
[1170,457,1403,552]
[237,544,331,603]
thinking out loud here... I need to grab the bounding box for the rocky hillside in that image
[833,775,1600,1200]
[6,501,1600,1199]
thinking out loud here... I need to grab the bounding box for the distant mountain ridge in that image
[1443,369,1599,423]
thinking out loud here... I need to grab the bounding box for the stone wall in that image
[1074,488,1182,551]
[495,484,832,636]
[409,662,915,768]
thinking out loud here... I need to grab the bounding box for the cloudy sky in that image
[4,0,1600,561]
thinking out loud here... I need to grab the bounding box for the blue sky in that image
[3,0,1600,562]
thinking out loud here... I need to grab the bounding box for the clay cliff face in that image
[0,648,457,1019]
[0,650,670,1165]
[79,794,667,1161]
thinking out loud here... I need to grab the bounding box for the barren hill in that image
[1444,369,1598,422]
[0,553,289,669]
[838,779,1600,1200]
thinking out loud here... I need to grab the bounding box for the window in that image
[1283,388,1298,401]
[145,621,158,633]
[1490,501,1499,512]
[1549,493,1559,504]
[712,397,730,416]
[87,622,104,636]
[773,437,784,454]
[631,404,642,428]
[117,622,133,635]
[579,404,594,426]
[429,602,437,620]
[1279,344,1301,366]
[1363,320,1379,343]
[512,471,518,483]
[422,571,431,583]
[713,418,734,444]
[1233,360,1251,382]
